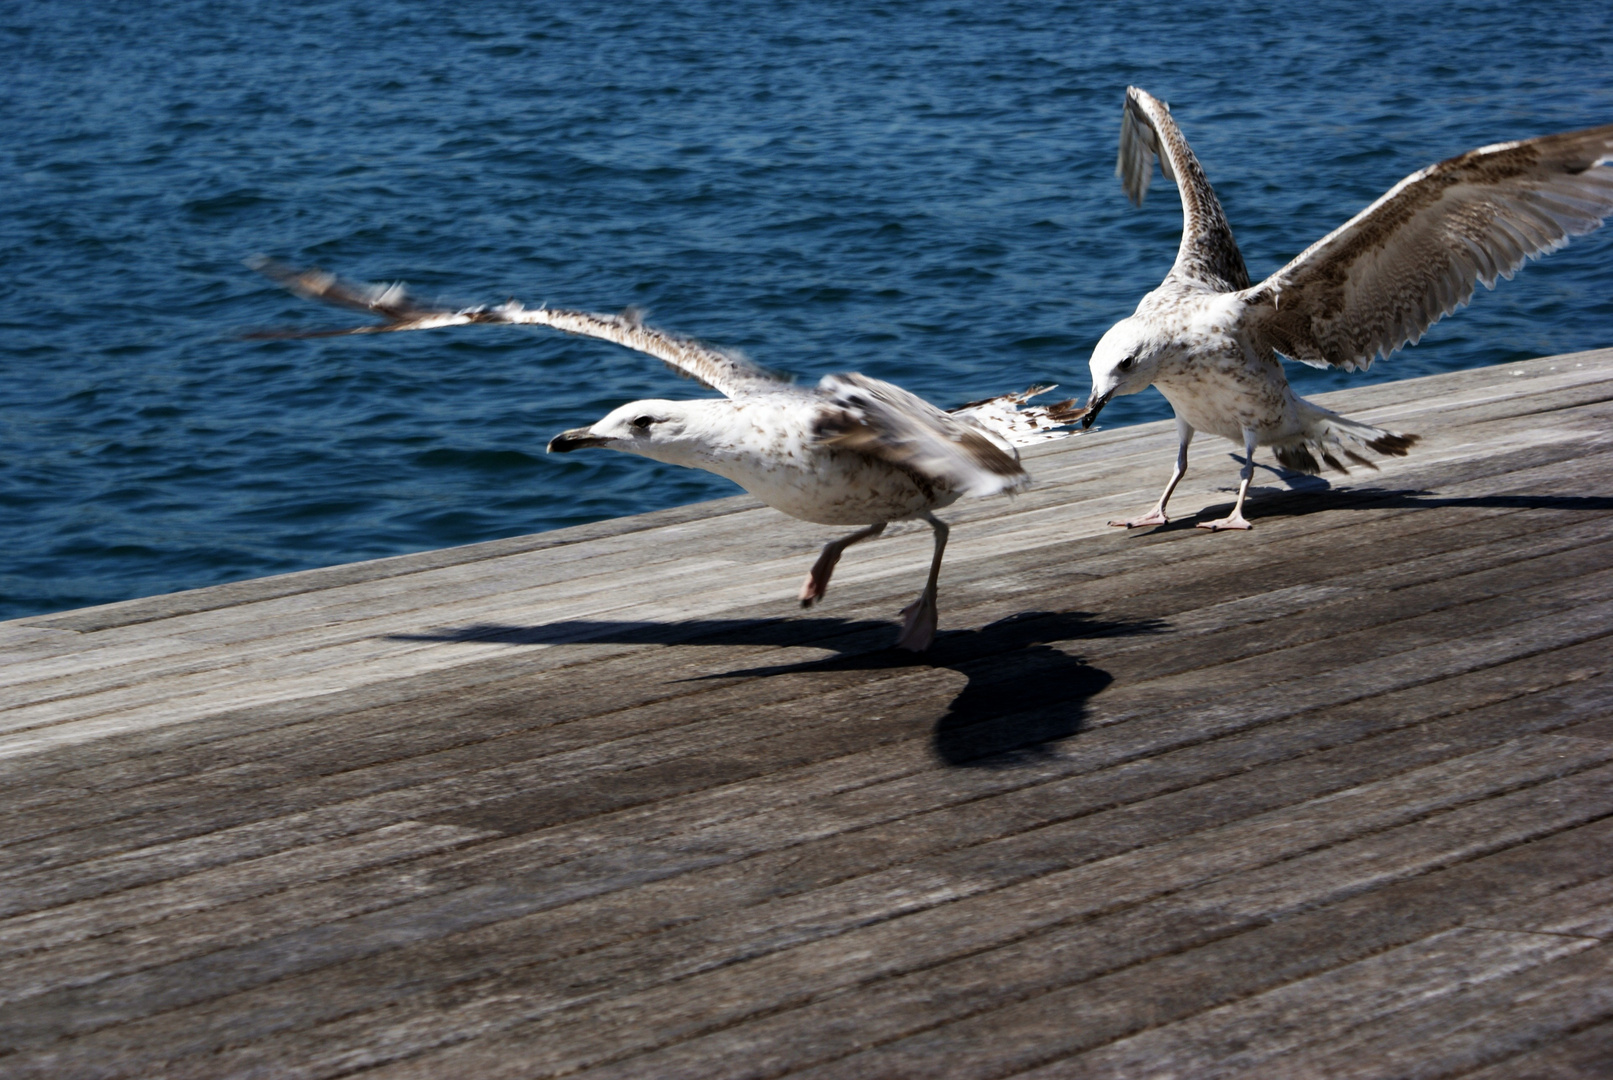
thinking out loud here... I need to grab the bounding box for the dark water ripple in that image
[3,0,1612,618]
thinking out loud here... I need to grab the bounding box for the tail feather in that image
[1366,430,1419,457]
[1274,407,1420,475]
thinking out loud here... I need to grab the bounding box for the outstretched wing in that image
[948,385,1088,446]
[1117,87,1251,292]
[1242,123,1613,371]
[248,258,789,398]
[812,373,1028,499]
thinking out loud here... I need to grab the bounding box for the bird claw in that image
[1109,510,1168,528]
[895,593,938,652]
[1197,513,1252,531]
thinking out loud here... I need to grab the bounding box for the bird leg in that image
[1111,418,1193,527]
[896,511,949,652]
[799,522,887,607]
[1199,428,1258,531]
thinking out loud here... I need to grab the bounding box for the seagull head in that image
[1083,315,1169,428]
[547,399,718,467]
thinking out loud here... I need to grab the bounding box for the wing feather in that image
[1117,87,1252,292]
[947,386,1088,447]
[248,259,787,398]
[1243,125,1613,371]
[812,373,1029,499]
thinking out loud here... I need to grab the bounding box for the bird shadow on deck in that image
[1235,488,1613,521]
[1152,453,1613,527]
[392,609,1162,769]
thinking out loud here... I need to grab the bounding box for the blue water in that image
[4,0,1612,620]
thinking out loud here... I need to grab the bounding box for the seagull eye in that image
[631,415,657,431]
[1119,355,1136,372]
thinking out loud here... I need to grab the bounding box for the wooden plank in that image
[0,821,501,1006]
[1470,874,1613,940]
[1459,1015,1613,1080]
[433,707,1613,1080]
[755,816,1613,1080]
[1229,944,1613,1080]
[0,625,81,652]
[18,494,764,634]
[590,827,1613,1080]
[1013,930,1601,1080]
[141,754,1613,1080]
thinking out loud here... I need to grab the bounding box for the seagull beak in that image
[547,428,611,453]
[1082,389,1112,429]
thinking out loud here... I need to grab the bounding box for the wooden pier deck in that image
[4,350,1613,1079]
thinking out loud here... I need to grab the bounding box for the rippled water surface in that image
[5,0,1612,618]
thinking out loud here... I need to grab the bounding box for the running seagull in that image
[250,260,1085,650]
[1084,87,1613,530]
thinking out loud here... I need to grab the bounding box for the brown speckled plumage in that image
[1246,124,1613,371]
[1118,89,1251,293]
[1090,90,1611,527]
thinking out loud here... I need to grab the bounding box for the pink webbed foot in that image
[1197,512,1252,532]
[895,592,938,652]
[1109,510,1169,528]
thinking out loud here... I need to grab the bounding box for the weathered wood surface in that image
[3,350,1612,1079]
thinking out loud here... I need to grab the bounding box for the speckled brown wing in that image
[1242,124,1613,372]
[498,306,788,398]
[249,259,789,398]
[812,373,1029,499]
[948,386,1087,446]
[1118,87,1252,293]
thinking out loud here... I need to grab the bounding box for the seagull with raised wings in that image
[251,260,1084,650]
[1084,87,1613,530]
